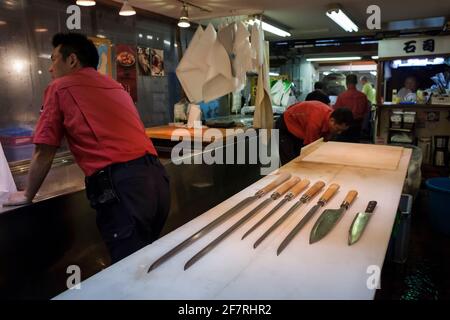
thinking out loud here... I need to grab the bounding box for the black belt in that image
[109,153,159,171]
[87,154,159,181]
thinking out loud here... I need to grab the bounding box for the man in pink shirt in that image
[5,33,170,264]
[334,74,370,142]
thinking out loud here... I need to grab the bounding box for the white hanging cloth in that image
[233,21,253,92]
[176,24,237,103]
[217,22,236,58]
[176,26,208,103]
[252,22,273,129]
[202,23,236,103]
[0,142,17,204]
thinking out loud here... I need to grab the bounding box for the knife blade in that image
[147,173,291,272]
[348,201,377,245]
[241,179,311,240]
[184,177,301,270]
[253,181,325,248]
[309,190,358,244]
[277,183,340,256]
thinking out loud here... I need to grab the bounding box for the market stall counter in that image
[54,140,412,300]
[0,126,262,299]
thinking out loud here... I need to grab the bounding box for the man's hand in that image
[3,191,32,207]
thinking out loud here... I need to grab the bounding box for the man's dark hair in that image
[331,108,353,125]
[346,74,358,86]
[52,33,99,69]
[314,81,325,90]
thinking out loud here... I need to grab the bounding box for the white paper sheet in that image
[233,21,253,92]
[176,26,207,103]
[202,24,236,103]
[0,142,17,203]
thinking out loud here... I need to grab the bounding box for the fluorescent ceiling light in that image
[164,40,171,45]
[38,53,51,59]
[370,71,377,76]
[269,72,280,76]
[323,71,331,75]
[371,56,379,60]
[306,56,362,62]
[326,8,358,32]
[76,0,96,6]
[392,57,445,68]
[119,0,136,16]
[248,19,291,37]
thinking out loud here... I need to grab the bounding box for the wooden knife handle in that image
[275,176,301,196]
[256,173,291,196]
[342,190,358,208]
[366,201,377,213]
[303,181,325,200]
[288,179,310,198]
[319,183,340,204]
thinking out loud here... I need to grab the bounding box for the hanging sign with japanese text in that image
[378,36,450,58]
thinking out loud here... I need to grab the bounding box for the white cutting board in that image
[300,142,403,170]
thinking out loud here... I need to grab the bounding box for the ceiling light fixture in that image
[371,56,379,60]
[76,0,96,6]
[326,5,358,32]
[119,0,136,16]
[306,56,362,62]
[0,21,7,26]
[247,18,291,38]
[178,2,190,28]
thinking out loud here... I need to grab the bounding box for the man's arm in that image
[4,144,57,206]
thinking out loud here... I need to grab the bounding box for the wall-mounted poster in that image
[151,48,165,77]
[137,47,151,76]
[89,36,112,77]
[116,44,138,101]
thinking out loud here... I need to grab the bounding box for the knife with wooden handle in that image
[147,173,291,272]
[241,179,310,240]
[277,183,340,255]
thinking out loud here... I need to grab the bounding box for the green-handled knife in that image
[348,201,377,245]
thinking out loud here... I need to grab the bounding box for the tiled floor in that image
[376,188,450,300]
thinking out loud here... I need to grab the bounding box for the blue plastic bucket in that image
[425,178,450,236]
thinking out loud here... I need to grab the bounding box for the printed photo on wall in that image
[116,44,138,101]
[137,47,151,76]
[89,36,112,77]
[151,48,165,77]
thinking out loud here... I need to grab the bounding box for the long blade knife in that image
[277,183,340,256]
[309,190,358,244]
[147,173,291,272]
[253,181,325,248]
[184,176,301,270]
[241,179,311,240]
[348,201,377,245]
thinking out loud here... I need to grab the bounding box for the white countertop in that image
[54,141,412,300]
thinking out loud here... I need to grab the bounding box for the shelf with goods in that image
[387,109,417,145]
